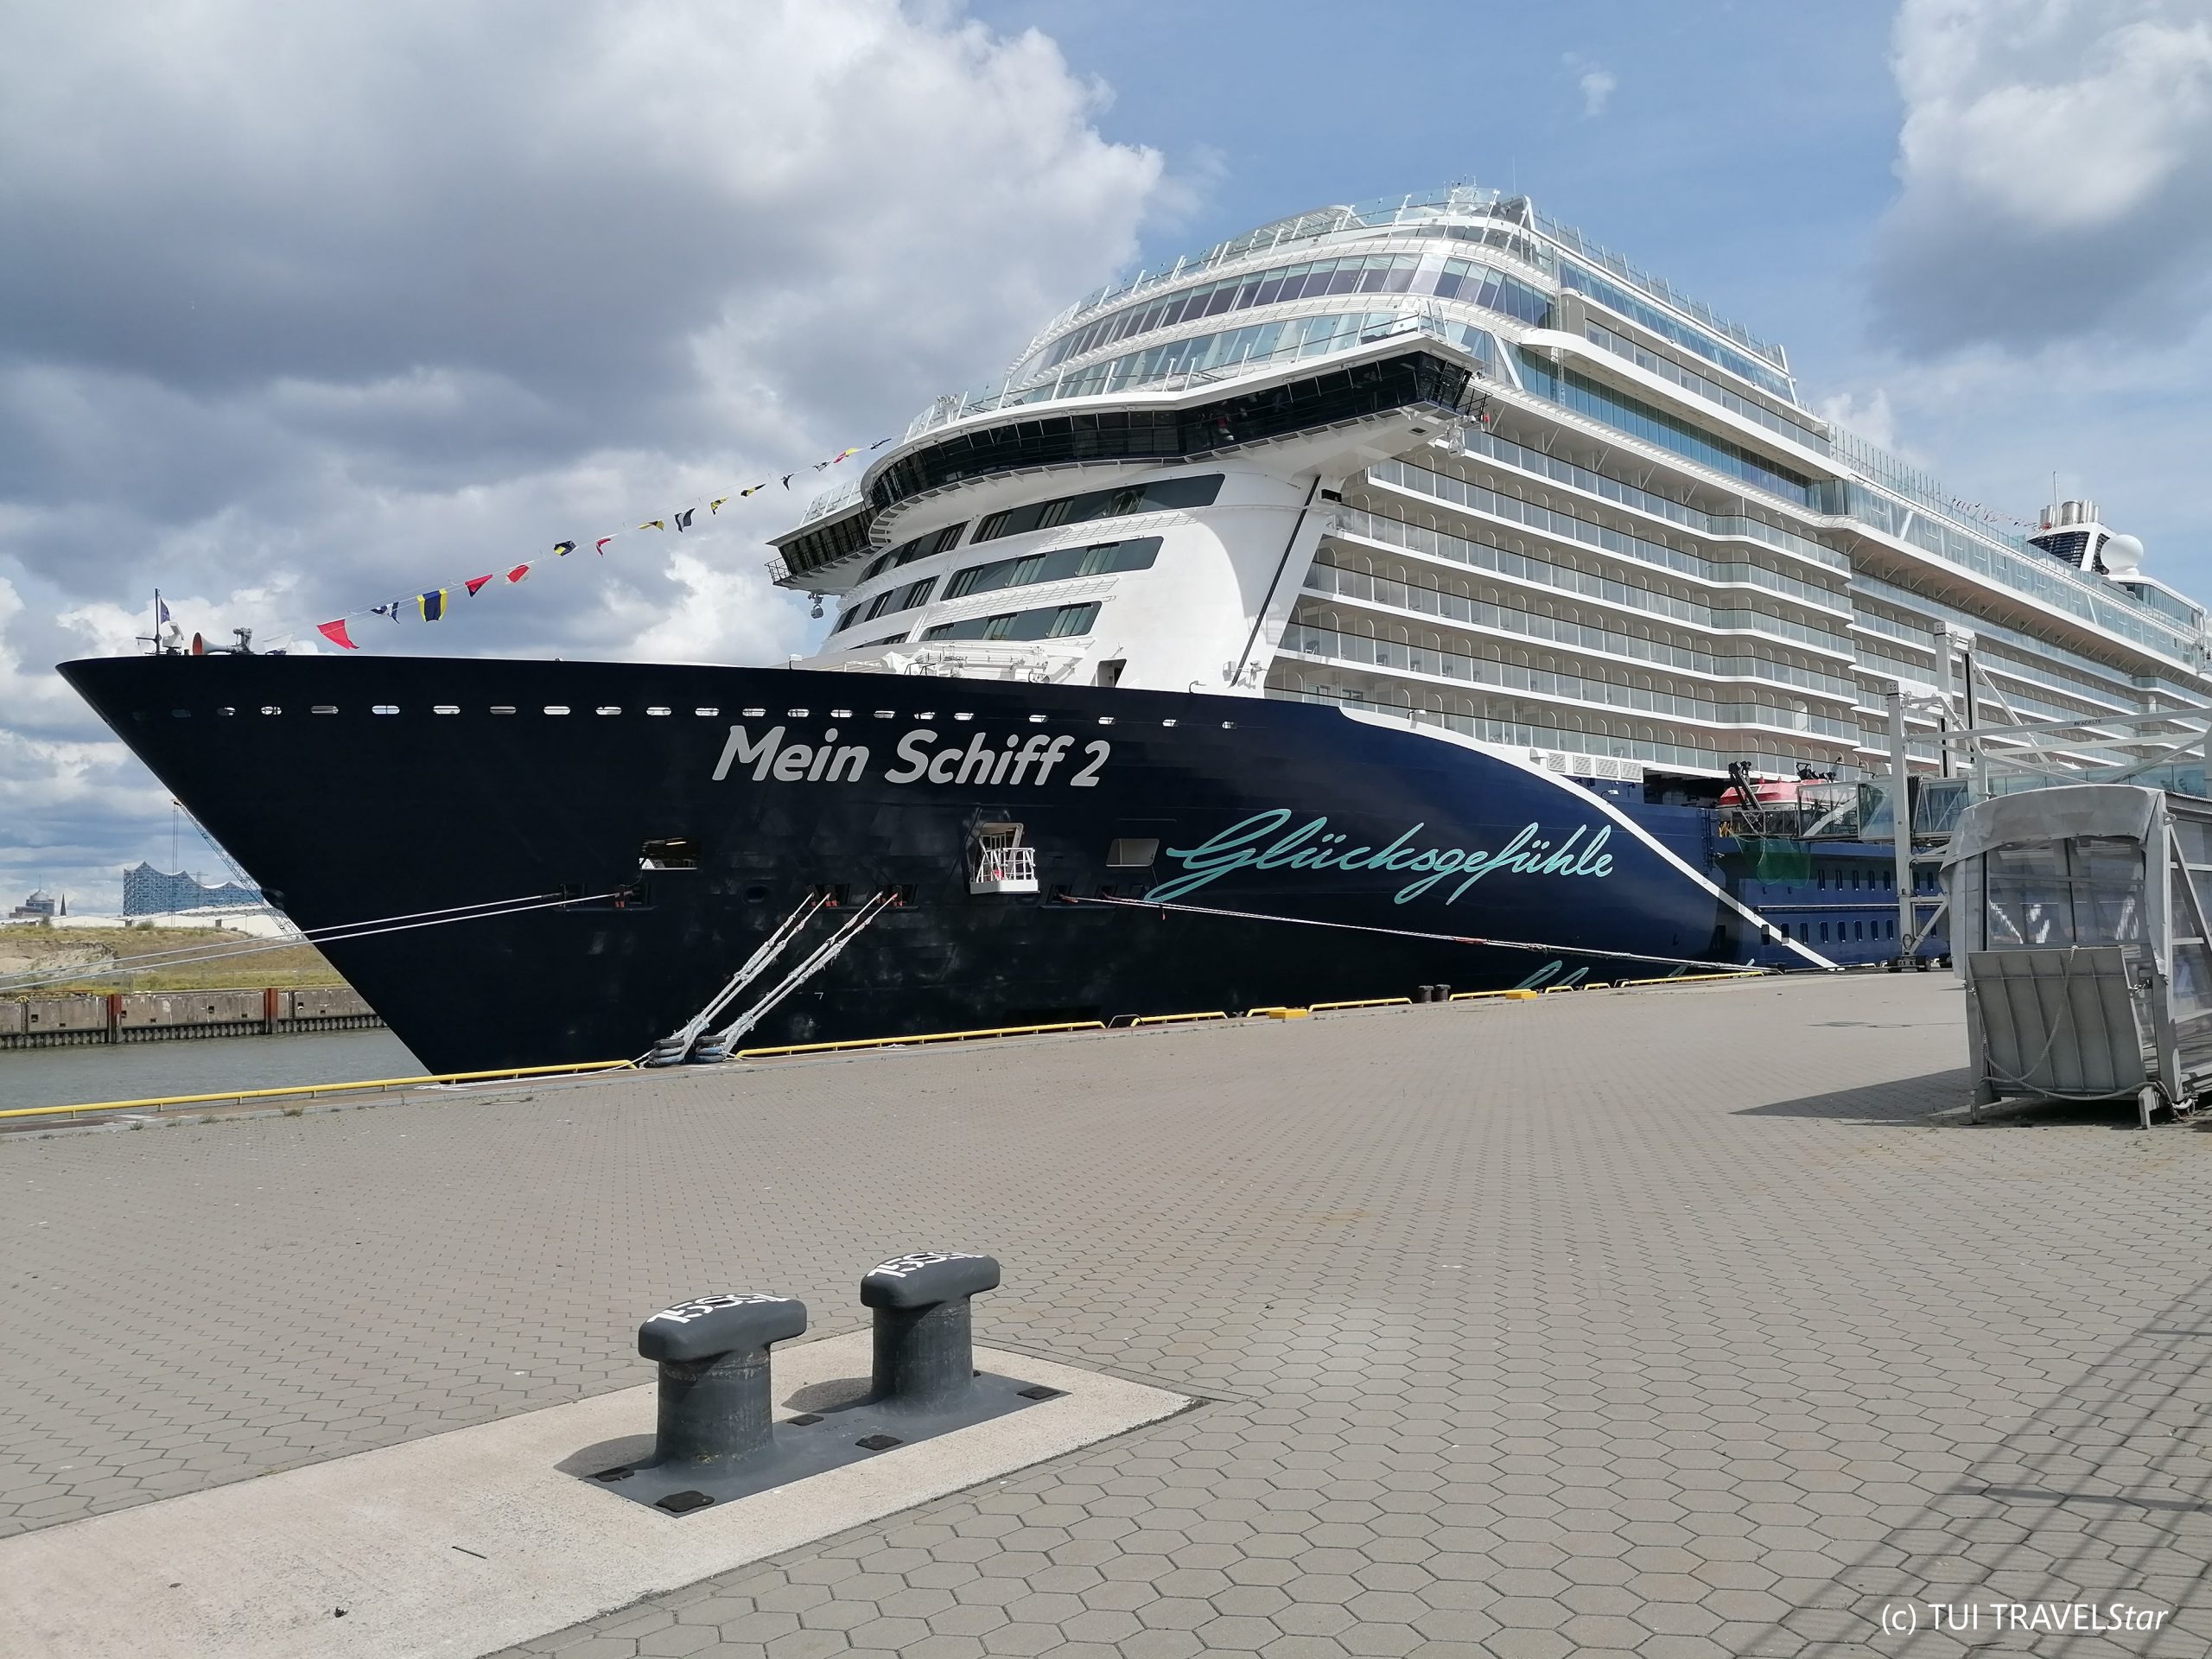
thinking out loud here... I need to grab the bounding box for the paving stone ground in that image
[4,972,2210,1658]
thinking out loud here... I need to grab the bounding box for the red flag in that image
[464,574,494,596]
[506,563,531,583]
[316,620,359,651]
[595,537,613,555]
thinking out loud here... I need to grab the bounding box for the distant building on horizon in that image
[121,863,264,916]
[8,889,65,919]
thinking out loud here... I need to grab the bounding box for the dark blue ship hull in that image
[60,656,1926,1073]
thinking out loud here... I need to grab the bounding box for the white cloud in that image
[0,0,1169,906]
[1874,0,2212,349]
[1564,54,1617,118]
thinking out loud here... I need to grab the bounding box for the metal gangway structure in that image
[1947,784,2212,1128]
[1834,623,2212,973]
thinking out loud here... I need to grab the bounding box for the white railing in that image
[971,844,1039,894]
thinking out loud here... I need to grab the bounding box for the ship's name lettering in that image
[712,724,1106,789]
[1149,809,1615,906]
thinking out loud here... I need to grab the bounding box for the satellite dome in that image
[2101,532,2145,575]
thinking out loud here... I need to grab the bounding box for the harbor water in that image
[0,1027,421,1113]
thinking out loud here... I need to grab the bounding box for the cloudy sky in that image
[5,0,2210,907]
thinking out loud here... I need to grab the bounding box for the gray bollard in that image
[636,1292,808,1467]
[861,1252,1001,1413]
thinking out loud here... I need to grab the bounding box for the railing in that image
[801,480,863,524]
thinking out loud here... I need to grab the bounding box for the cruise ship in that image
[60,186,2212,1072]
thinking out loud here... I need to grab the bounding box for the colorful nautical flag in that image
[507,563,531,583]
[869,437,892,449]
[595,537,613,555]
[418,588,447,621]
[554,540,575,557]
[675,508,695,531]
[830,447,861,465]
[709,497,728,514]
[639,518,665,531]
[464,574,494,596]
[316,620,358,650]
[781,474,795,489]
[741,484,766,497]
[372,601,400,621]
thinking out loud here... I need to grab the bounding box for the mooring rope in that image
[1058,891,1764,973]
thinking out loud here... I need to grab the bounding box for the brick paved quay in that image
[4,972,2210,1657]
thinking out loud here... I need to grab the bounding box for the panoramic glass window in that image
[944,537,1161,600]
[921,601,1101,643]
[974,478,1221,545]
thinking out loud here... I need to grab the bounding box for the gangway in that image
[1948,784,2212,1127]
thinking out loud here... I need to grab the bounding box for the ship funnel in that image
[2040,498,2099,530]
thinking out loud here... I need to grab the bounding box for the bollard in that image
[1412,984,1433,1004]
[636,1292,808,1467]
[861,1252,1001,1413]
[1433,983,1452,1001]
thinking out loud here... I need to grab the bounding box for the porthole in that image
[1097,715,1115,726]
[433,705,460,715]
[595,705,621,715]
[695,707,720,716]
[741,707,765,717]
[543,705,570,715]
[1161,718,1178,728]
[954,711,974,721]
[830,708,853,719]
[491,705,517,715]
[786,708,810,718]
[645,706,672,716]
[218,706,236,717]
[1027,713,1047,723]
[260,705,281,715]
[874,710,895,719]
[372,704,400,715]
[915,711,936,720]
[310,705,338,715]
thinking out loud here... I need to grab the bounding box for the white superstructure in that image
[772,186,2212,785]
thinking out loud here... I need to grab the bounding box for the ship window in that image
[310,705,336,715]
[595,706,621,715]
[434,704,460,715]
[973,477,1222,545]
[640,838,701,871]
[543,705,570,715]
[260,705,280,715]
[491,705,516,715]
[944,536,1161,600]
[787,708,810,717]
[1819,922,1830,942]
[218,706,235,716]
[741,707,765,716]
[1028,713,1048,723]
[1107,838,1160,868]
[372,704,399,715]
[696,707,720,716]
[920,601,1100,644]
[646,706,671,715]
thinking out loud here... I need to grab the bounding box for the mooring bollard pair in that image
[636,1251,1001,1472]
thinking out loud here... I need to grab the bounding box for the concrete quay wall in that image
[0,987,380,1048]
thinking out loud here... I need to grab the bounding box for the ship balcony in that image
[970,830,1039,895]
